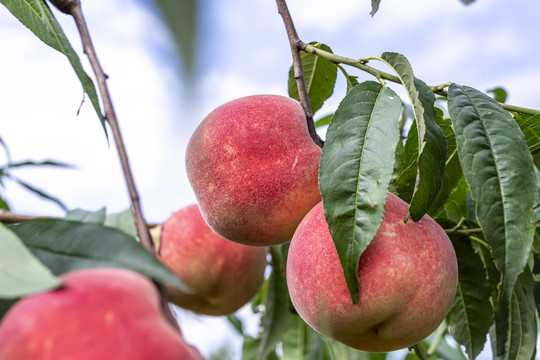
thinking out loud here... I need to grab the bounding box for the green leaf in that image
[242,337,279,360]
[282,316,325,360]
[370,0,381,16]
[514,113,540,155]
[104,208,137,239]
[487,87,508,104]
[0,299,16,319]
[320,335,372,360]
[153,0,198,76]
[448,84,537,301]
[336,64,360,93]
[11,178,68,212]
[428,114,464,216]
[255,246,292,360]
[65,208,107,224]
[0,135,10,162]
[448,235,493,360]
[0,0,105,131]
[394,107,453,210]
[7,160,73,170]
[8,219,188,291]
[491,269,537,360]
[227,314,244,335]
[65,207,137,239]
[379,52,447,220]
[0,197,9,211]
[409,343,428,360]
[433,175,470,224]
[319,81,402,303]
[288,43,338,114]
[314,114,333,128]
[0,223,62,299]
[532,254,540,319]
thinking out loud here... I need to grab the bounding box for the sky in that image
[1,0,540,358]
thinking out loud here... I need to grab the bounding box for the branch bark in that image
[69,5,153,253]
[275,0,324,148]
[54,1,177,329]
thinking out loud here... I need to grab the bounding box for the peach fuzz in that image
[157,204,268,316]
[186,95,321,246]
[0,268,204,360]
[286,192,458,352]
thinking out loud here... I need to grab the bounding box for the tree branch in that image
[275,0,323,148]
[53,1,177,329]
[69,5,153,253]
[0,210,60,224]
[302,43,540,116]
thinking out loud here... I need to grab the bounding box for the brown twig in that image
[0,210,61,224]
[54,1,177,328]
[69,5,153,253]
[275,0,324,148]
[300,44,540,117]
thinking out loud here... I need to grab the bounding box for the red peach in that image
[286,192,458,352]
[0,268,204,360]
[186,95,321,246]
[157,204,268,316]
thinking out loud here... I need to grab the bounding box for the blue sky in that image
[1,0,540,358]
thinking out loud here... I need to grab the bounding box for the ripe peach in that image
[156,204,268,316]
[0,268,204,360]
[186,95,321,246]
[286,192,458,352]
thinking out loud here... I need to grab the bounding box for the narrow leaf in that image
[227,314,244,335]
[448,84,537,300]
[282,316,325,360]
[0,223,62,299]
[153,0,198,76]
[514,113,540,155]
[319,81,402,303]
[314,114,333,128]
[491,269,537,360]
[0,0,105,130]
[428,115,464,216]
[7,160,73,170]
[12,178,68,211]
[336,64,360,93]
[449,235,493,360]
[321,335,370,360]
[8,219,188,291]
[288,43,337,114]
[379,52,447,220]
[433,175,470,224]
[256,246,292,359]
[370,0,381,16]
[0,197,9,211]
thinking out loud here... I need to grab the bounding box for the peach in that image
[186,95,321,246]
[156,204,268,316]
[286,192,458,352]
[0,268,204,360]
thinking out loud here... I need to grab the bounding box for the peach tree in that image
[0,0,539,359]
